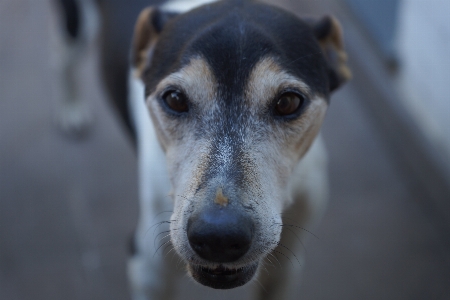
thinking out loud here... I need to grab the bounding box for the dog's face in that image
[132,0,350,289]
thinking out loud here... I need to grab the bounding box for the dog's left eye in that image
[162,90,189,113]
[274,92,304,116]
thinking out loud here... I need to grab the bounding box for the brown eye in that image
[274,92,304,116]
[163,90,188,113]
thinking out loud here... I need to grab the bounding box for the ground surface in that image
[1,0,449,299]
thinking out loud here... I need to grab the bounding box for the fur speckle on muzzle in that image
[214,187,229,207]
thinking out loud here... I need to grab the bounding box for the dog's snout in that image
[187,206,253,263]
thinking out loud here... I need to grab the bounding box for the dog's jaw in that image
[187,262,259,289]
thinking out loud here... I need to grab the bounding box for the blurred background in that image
[1,0,449,299]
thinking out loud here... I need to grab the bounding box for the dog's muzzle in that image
[186,205,257,289]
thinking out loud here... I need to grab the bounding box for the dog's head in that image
[131,0,350,289]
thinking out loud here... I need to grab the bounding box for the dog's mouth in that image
[188,262,259,289]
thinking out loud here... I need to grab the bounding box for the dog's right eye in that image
[162,90,189,113]
[274,92,304,116]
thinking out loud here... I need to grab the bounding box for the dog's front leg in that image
[128,250,179,300]
[127,167,180,300]
[126,125,181,300]
[128,215,183,300]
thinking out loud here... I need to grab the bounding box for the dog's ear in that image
[310,16,351,92]
[132,7,178,77]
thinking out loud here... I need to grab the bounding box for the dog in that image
[54,0,350,298]
[52,0,159,138]
[51,0,99,136]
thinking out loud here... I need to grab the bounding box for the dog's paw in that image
[55,101,93,139]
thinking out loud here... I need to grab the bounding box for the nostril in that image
[187,206,253,263]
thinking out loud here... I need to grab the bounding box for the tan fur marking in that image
[318,16,352,81]
[245,57,311,110]
[292,97,327,157]
[150,57,217,109]
[132,7,158,78]
[215,187,228,206]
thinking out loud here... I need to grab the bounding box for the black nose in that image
[187,206,253,263]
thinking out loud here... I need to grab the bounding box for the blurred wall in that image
[345,0,400,61]
[396,0,450,159]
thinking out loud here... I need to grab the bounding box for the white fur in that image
[127,71,175,299]
[162,0,218,13]
[128,71,171,244]
[289,134,329,220]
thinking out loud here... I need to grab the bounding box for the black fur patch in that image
[144,0,330,97]
[152,8,179,33]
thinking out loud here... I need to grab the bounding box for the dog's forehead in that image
[145,1,329,97]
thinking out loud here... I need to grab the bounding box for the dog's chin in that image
[188,262,259,289]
